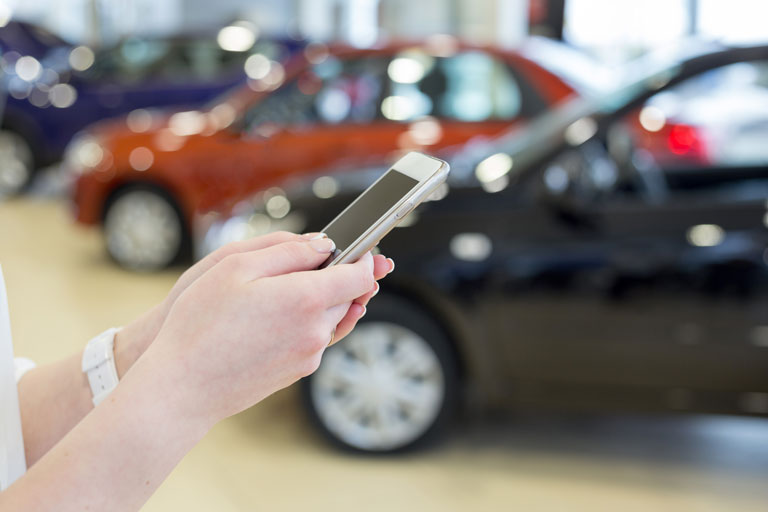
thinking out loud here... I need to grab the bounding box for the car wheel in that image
[103,186,186,270]
[0,129,35,196]
[302,296,458,453]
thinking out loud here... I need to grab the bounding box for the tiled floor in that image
[2,197,767,512]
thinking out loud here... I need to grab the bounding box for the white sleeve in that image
[1,267,28,489]
[13,357,36,383]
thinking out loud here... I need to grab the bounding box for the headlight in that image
[64,135,109,175]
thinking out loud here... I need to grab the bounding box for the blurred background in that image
[1,0,767,510]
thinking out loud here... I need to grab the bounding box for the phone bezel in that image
[322,152,449,266]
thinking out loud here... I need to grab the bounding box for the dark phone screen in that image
[324,170,418,252]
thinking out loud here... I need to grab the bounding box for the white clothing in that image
[0,267,32,491]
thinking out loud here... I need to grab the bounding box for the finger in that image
[175,231,313,291]
[325,280,376,332]
[209,231,320,266]
[331,303,367,345]
[222,237,337,281]
[288,251,375,307]
[325,301,353,328]
[351,281,378,310]
[372,254,394,281]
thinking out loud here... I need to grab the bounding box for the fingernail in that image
[387,258,395,273]
[302,232,327,240]
[309,237,335,253]
[372,282,380,297]
[359,305,367,318]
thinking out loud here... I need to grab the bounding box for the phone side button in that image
[394,202,414,219]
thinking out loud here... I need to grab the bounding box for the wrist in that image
[127,343,219,433]
[114,302,166,378]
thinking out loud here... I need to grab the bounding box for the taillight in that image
[667,124,707,162]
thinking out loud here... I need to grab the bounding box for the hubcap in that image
[311,321,445,451]
[0,130,33,196]
[104,190,182,270]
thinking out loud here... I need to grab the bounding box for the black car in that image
[208,44,768,453]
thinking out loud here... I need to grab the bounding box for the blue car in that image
[0,20,301,195]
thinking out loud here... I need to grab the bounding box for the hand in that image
[140,238,379,425]
[115,232,393,377]
[10,236,392,509]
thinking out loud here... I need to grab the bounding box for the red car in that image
[70,38,578,269]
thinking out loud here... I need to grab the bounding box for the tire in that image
[103,185,188,270]
[301,294,459,453]
[0,129,35,196]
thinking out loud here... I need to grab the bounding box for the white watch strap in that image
[13,358,36,383]
[81,327,122,406]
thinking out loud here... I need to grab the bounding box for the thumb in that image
[223,236,337,281]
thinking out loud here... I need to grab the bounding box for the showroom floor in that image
[2,197,768,512]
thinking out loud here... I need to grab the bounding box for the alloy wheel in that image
[310,321,446,451]
[104,189,183,270]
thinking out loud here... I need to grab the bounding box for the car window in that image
[243,55,389,129]
[631,60,768,172]
[313,55,389,122]
[243,49,530,131]
[82,38,255,84]
[596,59,768,205]
[382,49,523,122]
[183,40,245,79]
[82,39,171,83]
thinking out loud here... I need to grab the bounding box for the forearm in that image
[16,352,91,467]
[1,353,210,512]
[17,304,164,466]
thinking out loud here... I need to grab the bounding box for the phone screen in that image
[324,169,418,253]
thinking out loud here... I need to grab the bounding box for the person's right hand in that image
[115,231,393,377]
[136,237,377,426]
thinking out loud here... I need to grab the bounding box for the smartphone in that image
[321,151,450,267]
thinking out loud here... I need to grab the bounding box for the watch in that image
[81,327,122,406]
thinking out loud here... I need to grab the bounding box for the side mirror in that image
[537,146,612,230]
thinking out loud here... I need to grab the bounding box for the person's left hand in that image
[114,232,394,376]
